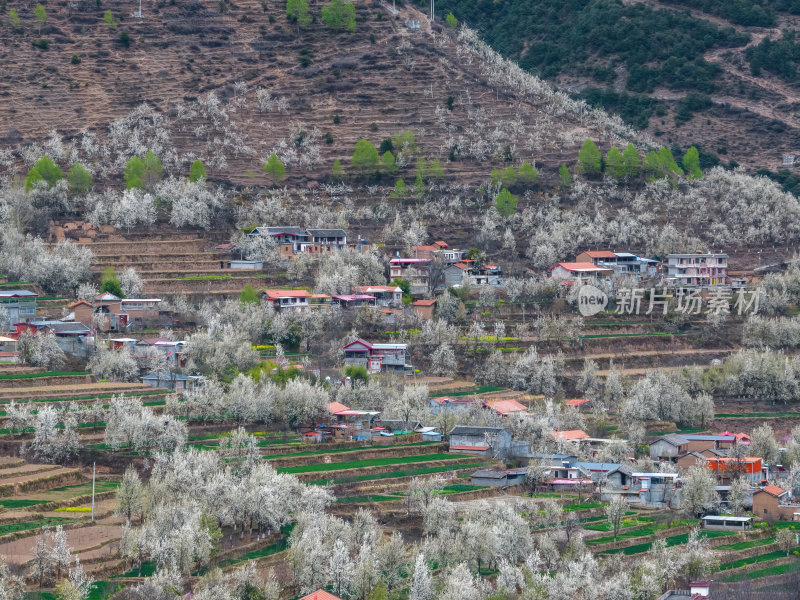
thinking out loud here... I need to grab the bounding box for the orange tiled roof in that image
[328,401,350,414]
[554,429,590,440]
[264,289,311,299]
[760,484,786,497]
[485,399,526,414]
[300,591,343,600]
[565,398,591,407]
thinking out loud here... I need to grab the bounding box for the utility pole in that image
[91,462,96,522]
[430,0,434,22]
[134,0,142,18]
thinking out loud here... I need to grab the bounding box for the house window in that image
[764,509,768,514]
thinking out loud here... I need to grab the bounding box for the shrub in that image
[32,39,49,50]
[321,0,356,31]
[71,54,81,64]
[445,12,458,28]
[119,31,130,47]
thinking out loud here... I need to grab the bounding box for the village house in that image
[657,582,711,600]
[355,285,403,306]
[15,320,93,357]
[248,226,310,257]
[141,372,202,393]
[681,434,736,453]
[443,261,503,287]
[548,262,613,284]
[701,515,753,532]
[676,451,709,471]
[564,398,592,411]
[665,251,729,288]
[449,425,512,457]
[602,472,679,508]
[649,434,690,461]
[0,290,38,325]
[470,468,527,487]
[705,456,765,484]
[575,250,658,279]
[412,241,465,263]
[343,338,409,374]
[483,399,527,418]
[751,484,800,522]
[389,258,431,295]
[306,228,348,253]
[411,298,436,319]
[427,396,474,414]
[263,289,312,311]
[331,294,376,309]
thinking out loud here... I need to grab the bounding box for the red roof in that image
[355,285,400,293]
[581,250,616,258]
[413,299,436,306]
[434,241,449,248]
[413,245,440,252]
[216,243,235,249]
[343,338,373,350]
[300,591,342,600]
[553,429,590,440]
[759,484,786,497]
[565,398,591,407]
[328,401,350,414]
[450,445,490,451]
[484,399,526,415]
[68,300,92,308]
[264,289,310,299]
[453,263,471,270]
[549,262,613,274]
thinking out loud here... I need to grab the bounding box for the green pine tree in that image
[189,159,206,183]
[683,146,702,179]
[622,143,641,178]
[240,284,259,304]
[100,266,124,298]
[577,138,603,176]
[25,156,62,191]
[391,178,407,198]
[559,164,572,186]
[517,161,539,184]
[605,146,624,179]
[351,140,379,176]
[381,151,397,172]
[124,156,146,189]
[67,163,93,195]
[264,153,286,182]
[445,12,458,28]
[413,171,425,198]
[332,159,344,179]
[286,0,311,28]
[494,188,518,217]
[321,0,356,31]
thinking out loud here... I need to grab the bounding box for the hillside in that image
[434,0,800,179]
[0,0,641,191]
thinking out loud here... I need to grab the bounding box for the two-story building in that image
[262,289,334,311]
[575,251,658,280]
[0,290,38,326]
[343,338,409,373]
[389,258,431,295]
[355,285,403,306]
[443,261,503,287]
[665,252,729,288]
[306,228,347,253]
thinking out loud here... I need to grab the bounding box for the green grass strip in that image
[264,441,440,460]
[601,529,736,555]
[0,371,90,380]
[308,462,486,485]
[277,453,462,474]
[718,547,800,571]
[0,499,50,509]
[432,386,506,398]
[0,517,77,537]
[722,560,800,582]
[715,536,776,551]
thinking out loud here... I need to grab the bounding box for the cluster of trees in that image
[577,139,702,181]
[663,0,776,27]
[437,0,747,94]
[286,0,356,31]
[746,31,800,82]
